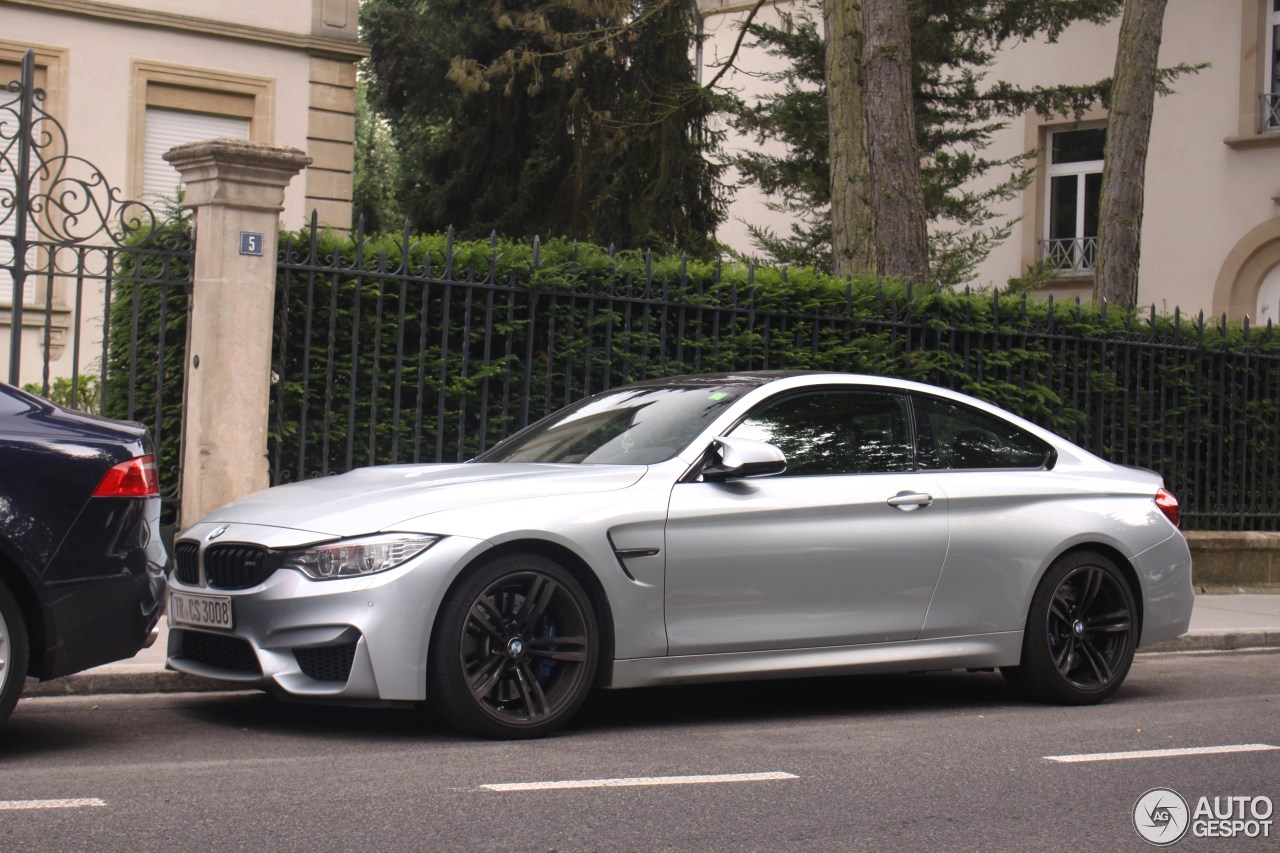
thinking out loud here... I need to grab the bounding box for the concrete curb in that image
[22,670,246,698]
[19,630,1279,698]
[1139,629,1280,654]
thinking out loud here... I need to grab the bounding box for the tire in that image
[428,553,599,739]
[1002,551,1137,705]
[0,582,30,726]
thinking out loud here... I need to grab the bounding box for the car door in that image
[907,393,1064,640]
[664,387,950,655]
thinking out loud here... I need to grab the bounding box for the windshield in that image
[476,384,746,464]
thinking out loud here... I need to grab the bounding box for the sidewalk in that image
[1148,593,1280,651]
[21,594,1280,698]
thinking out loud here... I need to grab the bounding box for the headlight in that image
[282,533,439,580]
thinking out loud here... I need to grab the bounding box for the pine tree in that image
[730,12,832,269]
[362,0,724,255]
[728,0,1125,282]
[351,76,403,233]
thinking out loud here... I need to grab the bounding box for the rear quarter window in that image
[913,395,1052,470]
[0,386,39,419]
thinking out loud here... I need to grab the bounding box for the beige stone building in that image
[698,0,1280,322]
[1,0,366,385]
[1,0,365,228]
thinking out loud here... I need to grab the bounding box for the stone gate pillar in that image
[164,139,311,524]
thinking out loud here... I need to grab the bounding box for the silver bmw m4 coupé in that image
[168,372,1193,737]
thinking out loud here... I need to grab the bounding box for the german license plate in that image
[169,591,233,630]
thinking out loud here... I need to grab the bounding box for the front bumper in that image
[166,528,486,702]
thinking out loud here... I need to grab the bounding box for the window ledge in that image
[0,304,73,327]
[1223,132,1280,150]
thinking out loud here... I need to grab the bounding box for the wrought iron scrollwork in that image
[1,53,159,247]
[0,78,28,236]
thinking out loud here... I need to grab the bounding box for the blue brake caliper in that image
[537,619,557,682]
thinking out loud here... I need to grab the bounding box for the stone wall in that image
[1185,532,1280,590]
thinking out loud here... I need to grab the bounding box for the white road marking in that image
[0,798,107,811]
[480,771,798,792]
[1045,744,1279,763]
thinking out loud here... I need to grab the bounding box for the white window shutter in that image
[143,108,250,202]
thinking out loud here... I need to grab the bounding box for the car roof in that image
[619,371,813,390]
[620,371,956,396]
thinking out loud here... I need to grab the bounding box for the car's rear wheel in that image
[428,553,598,739]
[0,581,30,725]
[1003,551,1137,705]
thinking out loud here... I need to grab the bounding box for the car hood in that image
[197,463,647,537]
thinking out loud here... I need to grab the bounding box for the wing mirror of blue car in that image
[701,436,788,482]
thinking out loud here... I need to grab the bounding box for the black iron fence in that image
[269,218,1280,532]
[1,51,193,521]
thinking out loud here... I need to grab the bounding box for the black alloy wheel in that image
[1002,550,1137,705]
[429,554,598,738]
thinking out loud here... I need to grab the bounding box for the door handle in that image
[886,492,933,510]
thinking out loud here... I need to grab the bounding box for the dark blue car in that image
[0,381,167,724]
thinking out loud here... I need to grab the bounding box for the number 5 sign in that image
[239,231,264,256]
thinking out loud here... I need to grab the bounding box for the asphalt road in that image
[2,649,1277,852]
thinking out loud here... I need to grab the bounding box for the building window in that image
[142,108,250,201]
[1265,0,1280,130]
[130,61,273,202]
[1042,126,1105,275]
[1259,264,1280,324]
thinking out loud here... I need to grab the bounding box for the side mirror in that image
[701,436,787,482]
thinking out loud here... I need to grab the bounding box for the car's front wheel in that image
[428,553,599,738]
[0,581,30,725]
[1003,551,1137,705]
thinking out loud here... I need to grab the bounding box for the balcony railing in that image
[1262,93,1280,133]
[1040,236,1096,275]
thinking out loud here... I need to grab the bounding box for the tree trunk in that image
[860,0,929,280]
[823,0,875,278]
[1094,0,1168,308]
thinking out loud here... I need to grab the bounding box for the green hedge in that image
[104,220,192,522]
[109,223,1280,530]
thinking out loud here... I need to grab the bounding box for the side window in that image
[913,396,1051,470]
[730,390,913,476]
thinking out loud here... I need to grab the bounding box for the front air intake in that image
[177,630,261,675]
[294,643,358,683]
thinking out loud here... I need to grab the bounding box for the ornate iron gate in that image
[1,50,193,524]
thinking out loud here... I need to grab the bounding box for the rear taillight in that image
[92,454,160,498]
[1155,487,1180,528]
